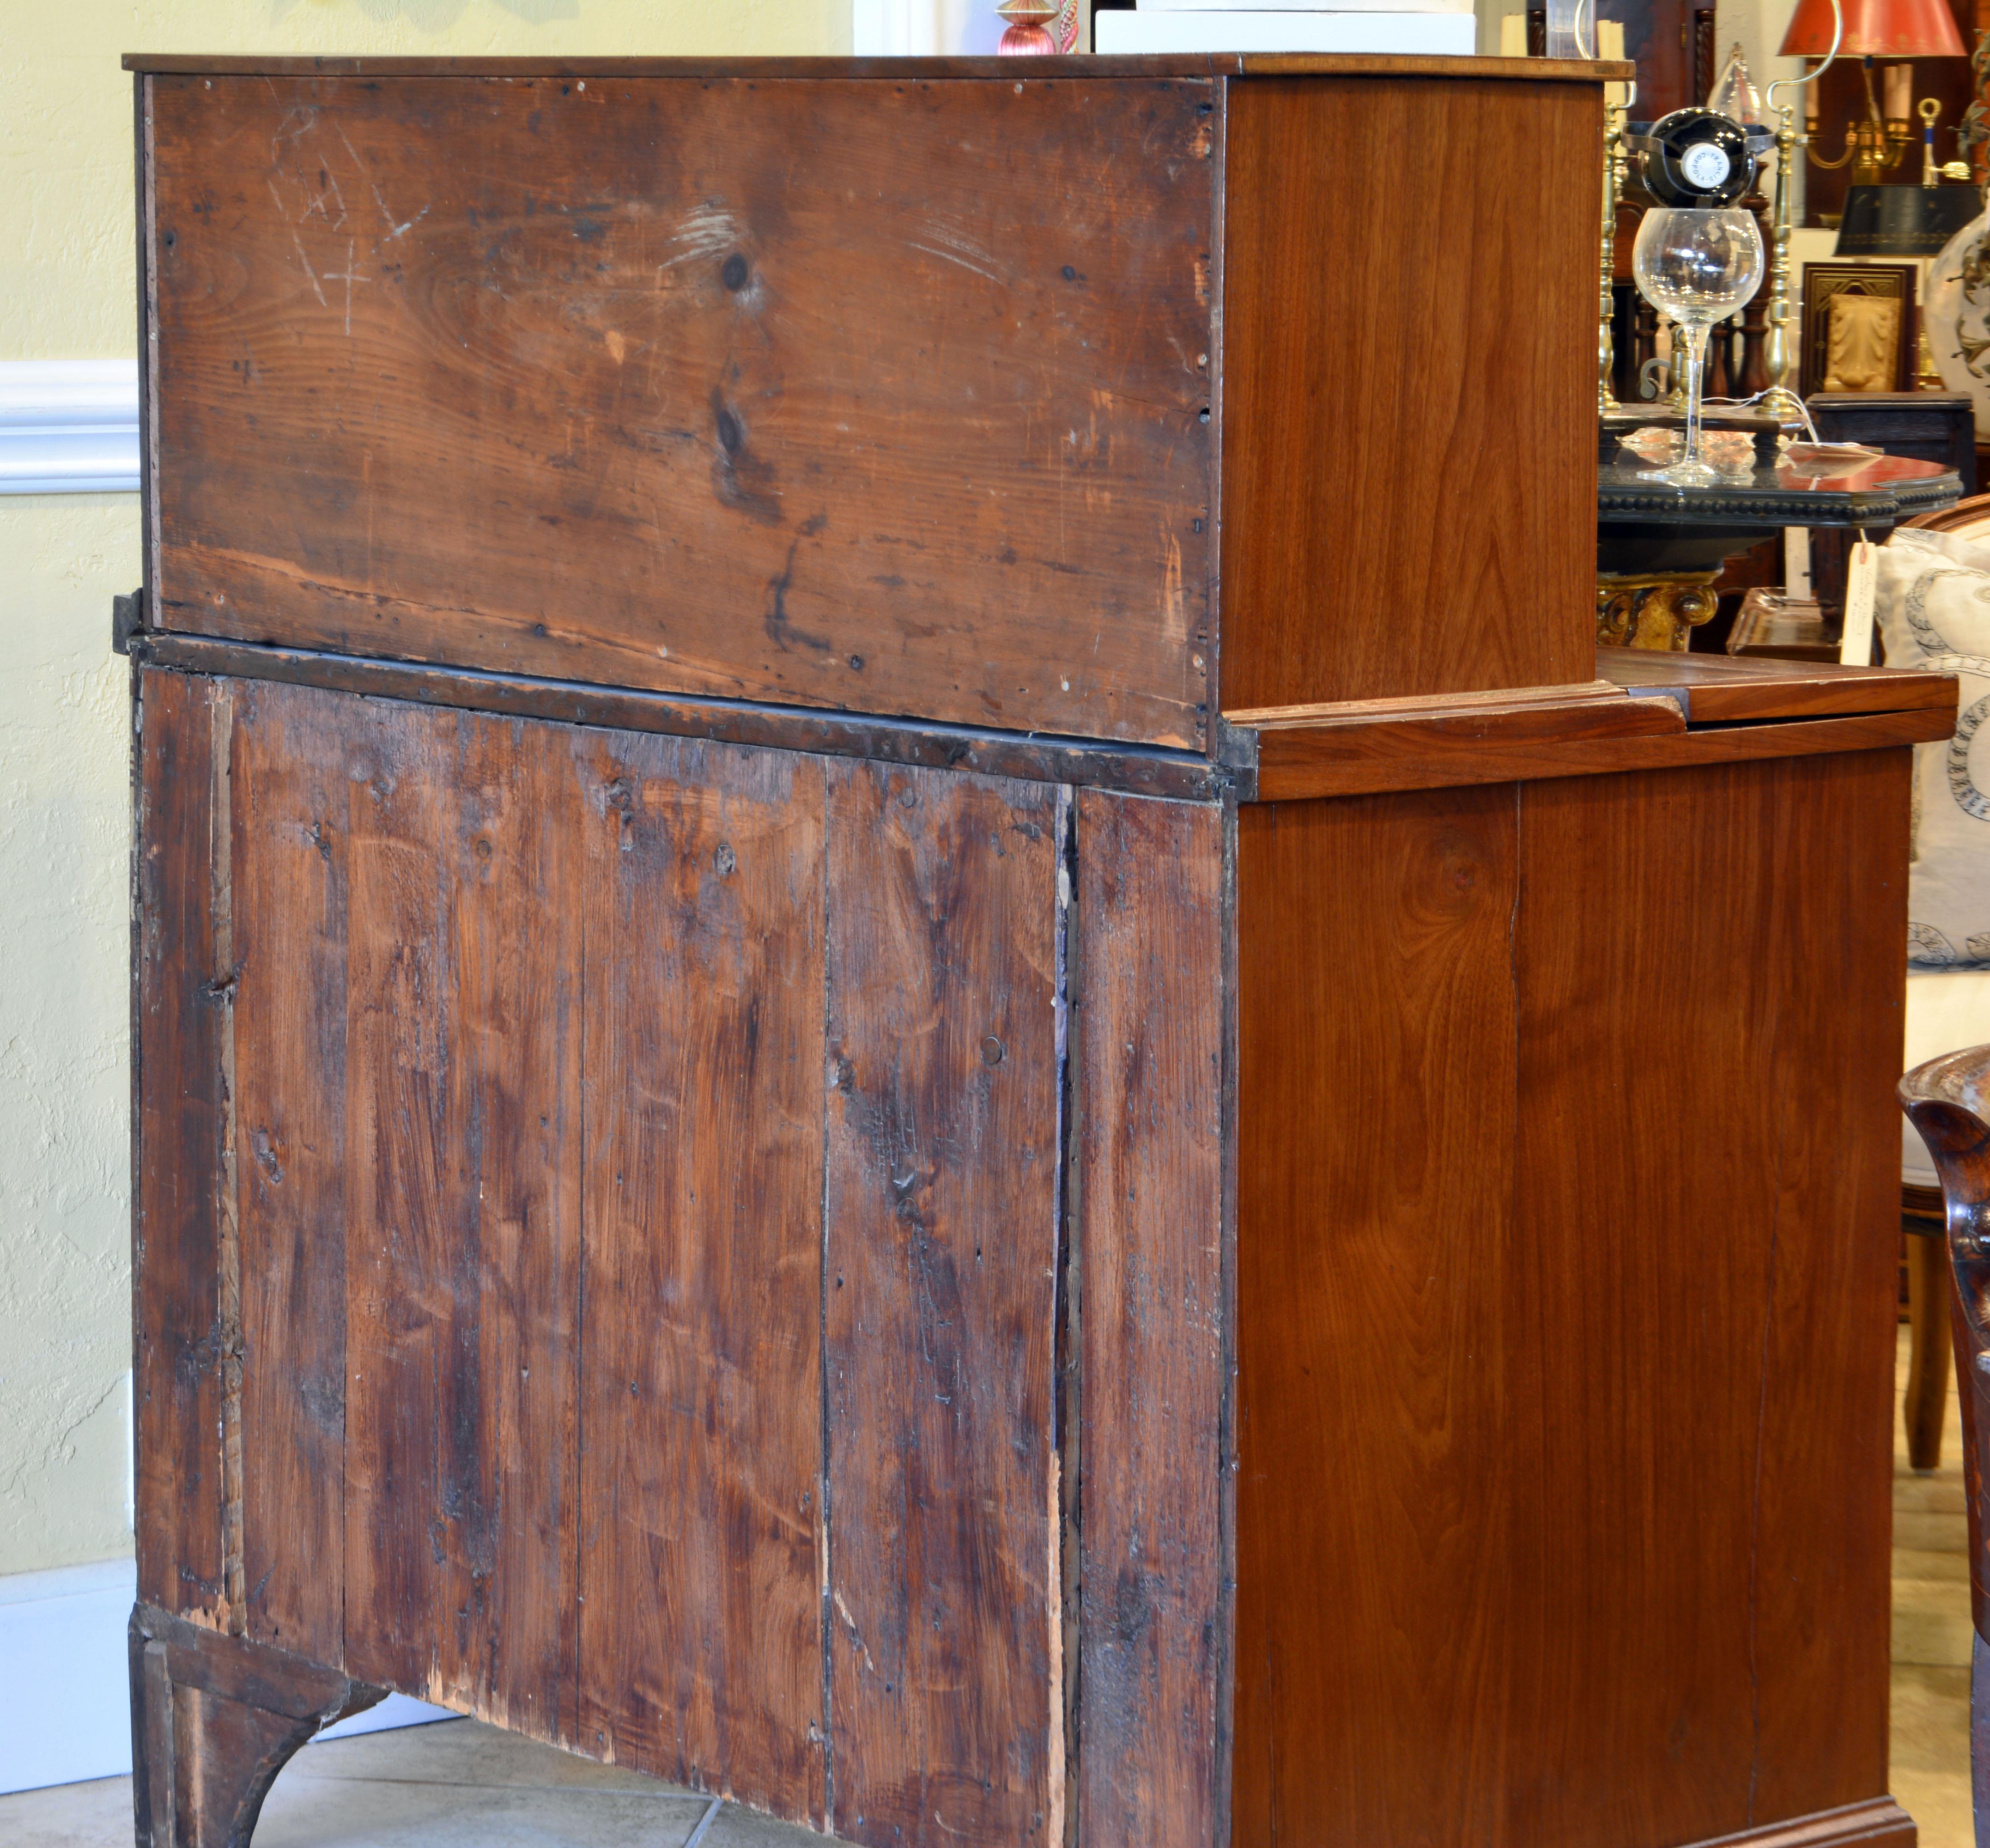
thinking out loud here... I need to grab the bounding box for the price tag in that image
[1839,538,1878,666]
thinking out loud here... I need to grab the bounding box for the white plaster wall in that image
[853,0,1005,54]
[0,497,136,1575]
[0,0,849,1582]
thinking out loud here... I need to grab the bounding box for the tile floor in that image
[0,1717,819,1848]
[2,1327,1974,1847]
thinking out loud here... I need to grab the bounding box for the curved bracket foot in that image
[129,1601,386,1848]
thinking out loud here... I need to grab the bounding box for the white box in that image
[1097,9,1476,50]
[1136,0,1469,13]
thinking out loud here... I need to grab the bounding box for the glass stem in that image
[1681,324,1709,465]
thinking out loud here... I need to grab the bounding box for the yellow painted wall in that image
[0,0,848,1578]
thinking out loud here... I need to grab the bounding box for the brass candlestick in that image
[1600,105,1624,411]
[1760,103,1805,420]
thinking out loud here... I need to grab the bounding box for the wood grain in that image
[1234,755,1907,1844]
[1234,784,1523,1845]
[1074,790,1230,1848]
[1218,75,1599,708]
[1242,703,1954,802]
[1509,757,1900,1840]
[133,632,1229,802]
[146,73,1215,748]
[230,684,351,1661]
[337,696,585,1739]
[1600,645,1958,722]
[133,668,230,1630]
[572,733,827,1819]
[1729,752,1905,1823]
[823,760,1064,1847]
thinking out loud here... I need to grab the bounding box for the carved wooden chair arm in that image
[1900,1046,1990,1654]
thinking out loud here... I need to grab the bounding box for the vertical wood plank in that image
[824,760,1064,1847]
[572,734,828,1820]
[230,684,350,1661]
[1743,758,1905,1820]
[341,699,583,1737]
[1505,764,1782,1844]
[1074,790,1230,1848]
[1234,759,1903,1846]
[1510,757,1900,1839]
[1219,77,1596,708]
[1233,787,1523,1845]
[134,666,230,1629]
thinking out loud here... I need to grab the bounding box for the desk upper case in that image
[125,53,1933,1848]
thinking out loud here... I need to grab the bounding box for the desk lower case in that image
[123,53,1944,1848]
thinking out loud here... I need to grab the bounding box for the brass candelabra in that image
[1804,60,1917,185]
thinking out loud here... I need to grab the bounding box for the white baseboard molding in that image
[0,360,140,495]
[0,1558,452,1796]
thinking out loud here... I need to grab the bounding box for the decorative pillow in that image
[1876,526,1990,966]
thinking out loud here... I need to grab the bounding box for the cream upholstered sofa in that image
[1896,489,1990,1200]
[1886,493,1990,1466]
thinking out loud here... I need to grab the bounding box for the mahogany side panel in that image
[1234,757,1905,1845]
[134,668,231,1629]
[1234,786,1523,1845]
[1503,760,1862,1843]
[1668,754,1905,1821]
[145,74,1215,748]
[231,686,352,1661]
[823,760,1065,1847]
[1218,76,1598,709]
[572,734,828,1820]
[335,695,585,1736]
[1074,790,1231,1848]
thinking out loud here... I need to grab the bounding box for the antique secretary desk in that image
[122,51,1957,1848]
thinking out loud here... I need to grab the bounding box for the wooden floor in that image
[1893,1323,1975,1845]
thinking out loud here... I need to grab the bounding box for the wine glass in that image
[1631,207,1765,485]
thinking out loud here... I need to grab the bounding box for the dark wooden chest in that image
[124,52,1943,1848]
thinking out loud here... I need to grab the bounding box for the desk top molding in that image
[124,52,1631,80]
[133,628,1957,805]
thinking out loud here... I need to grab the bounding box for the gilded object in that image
[1596,571,1723,651]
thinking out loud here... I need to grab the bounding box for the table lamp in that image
[1778,0,1966,187]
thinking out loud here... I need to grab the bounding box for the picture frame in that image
[1799,262,1917,395]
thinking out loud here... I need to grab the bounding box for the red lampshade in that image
[1778,0,1966,58]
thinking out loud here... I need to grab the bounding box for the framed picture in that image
[1800,262,1917,395]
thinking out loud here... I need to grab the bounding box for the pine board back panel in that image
[143,73,1217,748]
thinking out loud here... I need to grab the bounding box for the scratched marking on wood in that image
[1074,789,1229,1848]
[822,760,1065,1845]
[572,731,828,1820]
[146,75,1215,747]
